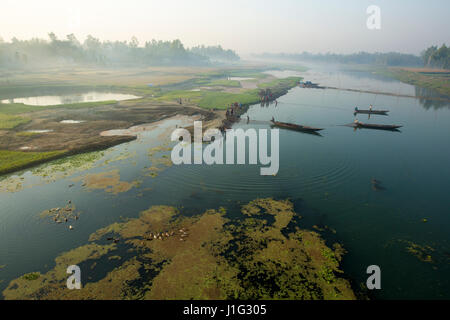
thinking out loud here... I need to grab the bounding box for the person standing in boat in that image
[369,104,373,111]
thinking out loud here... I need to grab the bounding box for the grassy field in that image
[0,150,67,175]
[257,77,301,90]
[375,67,450,96]
[154,76,301,109]
[0,114,31,129]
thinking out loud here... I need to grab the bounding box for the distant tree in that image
[130,36,139,48]
[190,45,240,61]
[421,44,449,69]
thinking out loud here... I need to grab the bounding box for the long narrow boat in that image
[355,122,402,130]
[354,109,389,115]
[270,119,324,132]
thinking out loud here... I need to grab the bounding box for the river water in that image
[0,66,449,299]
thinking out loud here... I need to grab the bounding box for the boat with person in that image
[354,107,389,115]
[270,117,324,133]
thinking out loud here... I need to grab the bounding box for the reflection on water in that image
[415,87,450,109]
[297,65,450,110]
[1,92,140,106]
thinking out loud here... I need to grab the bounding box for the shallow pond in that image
[1,92,140,106]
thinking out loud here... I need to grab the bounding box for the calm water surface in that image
[1,92,140,106]
[0,67,449,299]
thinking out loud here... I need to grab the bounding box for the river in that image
[0,65,449,299]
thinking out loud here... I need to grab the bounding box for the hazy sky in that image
[1,0,448,55]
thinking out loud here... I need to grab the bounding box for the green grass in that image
[22,273,40,281]
[155,76,302,109]
[257,77,302,90]
[155,88,260,109]
[0,113,31,129]
[198,90,260,109]
[374,68,450,96]
[205,79,241,87]
[0,150,67,175]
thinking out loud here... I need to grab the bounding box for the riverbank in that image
[0,66,301,176]
[374,67,450,97]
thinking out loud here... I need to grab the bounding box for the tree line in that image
[255,45,450,69]
[0,34,240,69]
[421,44,450,69]
[254,51,423,67]
[190,45,239,62]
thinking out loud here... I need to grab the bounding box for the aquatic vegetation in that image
[145,144,173,177]
[103,151,136,165]
[31,151,105,181]
[402,241,435,263]
[0,175,25,193]
[75,169,140,194]
[3,199,355,300]
[0,150,67,176]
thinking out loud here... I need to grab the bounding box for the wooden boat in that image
[354,109,389,115]
[270,119,323,132]
[355,122,402,130]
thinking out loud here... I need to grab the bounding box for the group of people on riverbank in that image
[226,102,243,117]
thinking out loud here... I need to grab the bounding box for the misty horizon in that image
[1,0,449,56]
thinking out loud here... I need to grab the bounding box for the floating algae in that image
[74,169,140,194]
[145,144,173,178]
[3,199,355,300]
[31,151,105,182]
[0,151,105,193]
[401,240,435,263]
[0,176,24,193]
[103,151,137,165]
